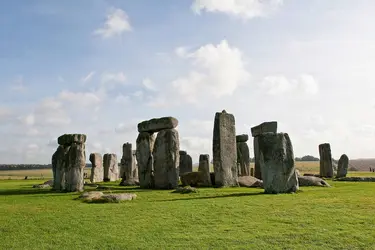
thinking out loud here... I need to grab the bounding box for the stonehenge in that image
[251,121,277,180]
[179,150,193,176]
[103,153,119,182]
[212,110,238,187]
[136,132,155,188]
[236,134,250,176]
[319,143,333,178]
[89,153,103,183]
[258,132,299,194]
[52,134,87,192]
[198,154,212,187]
[337,154,349,178]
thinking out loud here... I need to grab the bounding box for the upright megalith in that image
[236,134,250,176]
[319,143,333,178]
[89,153,103,183]
[198,154,212,187]
[132,150,139,181]
[179,150,193,176]
[120,143,138,185]
[153,129,180,189]
[251,121,277,180]
[52,134,87,192]
[212,110,238,187]
[136,132,155,188]
[103,153,119,182]
[337,154,349,178]
[258,132,299,194]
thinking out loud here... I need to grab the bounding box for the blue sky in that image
[1,0,375,164]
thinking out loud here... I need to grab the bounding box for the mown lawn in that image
[1,178,375,249]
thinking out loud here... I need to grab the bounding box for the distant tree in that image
[295,155,319,161]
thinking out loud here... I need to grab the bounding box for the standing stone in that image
[153,129,180,189]
[51,147,59,186]
[337,154,349,178]
[258,132,299,194]
[103,153,119,182]
[319,143,333,178]
[236,135,250,176]
[136,132,155,188]
[251,121,277,180]
[132,150,139,181]
[198,154,212,187]
[65,142,86,192]
[212,110,238,187]
[89,153,103,183]
[52,145,66,191]
[120,143,138,185]
[179,151,193,176]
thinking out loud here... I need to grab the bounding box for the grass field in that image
[2,173,375,249]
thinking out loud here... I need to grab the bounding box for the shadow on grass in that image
[156,192,265,202]
[0,188,62,196]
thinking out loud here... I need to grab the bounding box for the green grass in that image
[1,178,375,249]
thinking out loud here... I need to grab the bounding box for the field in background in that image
[2,160,375,180]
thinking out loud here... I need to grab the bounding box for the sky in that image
[1,0,375,164]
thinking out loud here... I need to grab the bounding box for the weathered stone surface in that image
[212,110,238,187]
[43,180,54,186]
[103,153,119,182]
[136,132,155,188]
[132,150,139,181]
[58,134,87,145]
[79,191,104,202]
[335,177,375,182]
[137,117,178,133]
[258,132,299,194]
[153,129,180,189]
[337,154,349,178]
[237,142,250,176]
[298,176,330,187]
[238,176,263,188]
[179,151,193,176]
[180,171,211,187]
[120,143,138,185]
[319,143,333,178]
[100,193,137,202]
[65,142,86,192]
[53,145,68,191]
[253,137,262,179]
[236,134,249,143]
[250,121,277,137]
[89,153,103,183]
[172,186,197,194]
[32,184,51,189]
[198,154,212,187]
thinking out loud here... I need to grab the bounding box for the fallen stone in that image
[319,143,333,178]
[298,176,330,187]
[138,117,178,133]
[250,121,277,137]
[89,153,103,183]
[212,110,238,187]
[99,193,137,203]
[78,191,104,202]
[336,154,349,178]
[58,134,87,145]
[180,172,207,187]
[153,129,180,189]
[258,132,299,194]
[236,134,249,143]
[334,177,375,182]
[136,132,155,188]
[172,186,197,194]
[32,184,51,189]
[43,180,54,186]
[238,176,263,188]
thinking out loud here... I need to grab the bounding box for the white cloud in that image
[191,0,284,20]
[142,78,157,91]
[298,74,319,95]
[0,107,13,122]
[114,94,130,104]
[101,72,126,84]
[94,8,132,38]
[259,74,319,95]
[171,40,251,102]
[58,90,102,107]
[175,46,189,58]
[81,71,96,83]
[259,75,293,95]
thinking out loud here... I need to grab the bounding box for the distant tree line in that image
[0,163,92,171]
[295,155,320,161]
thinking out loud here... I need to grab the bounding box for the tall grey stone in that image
[120,143,138,185]
[212,110,238,187]
[65,142,86,192]
[138,117,178,133]
[153,129,180,189]
[52,145,66,191]
[337,154,349,178]
[89,153,103,183]
[319,143,333,178]
[136,132,155,188]
[103,153,119,182]
[198,154,212,187]
[251,121,277,180]
[132,150,139,181]
[237,141,250,176]
[258,132,299,194]
[179,150,193,176]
